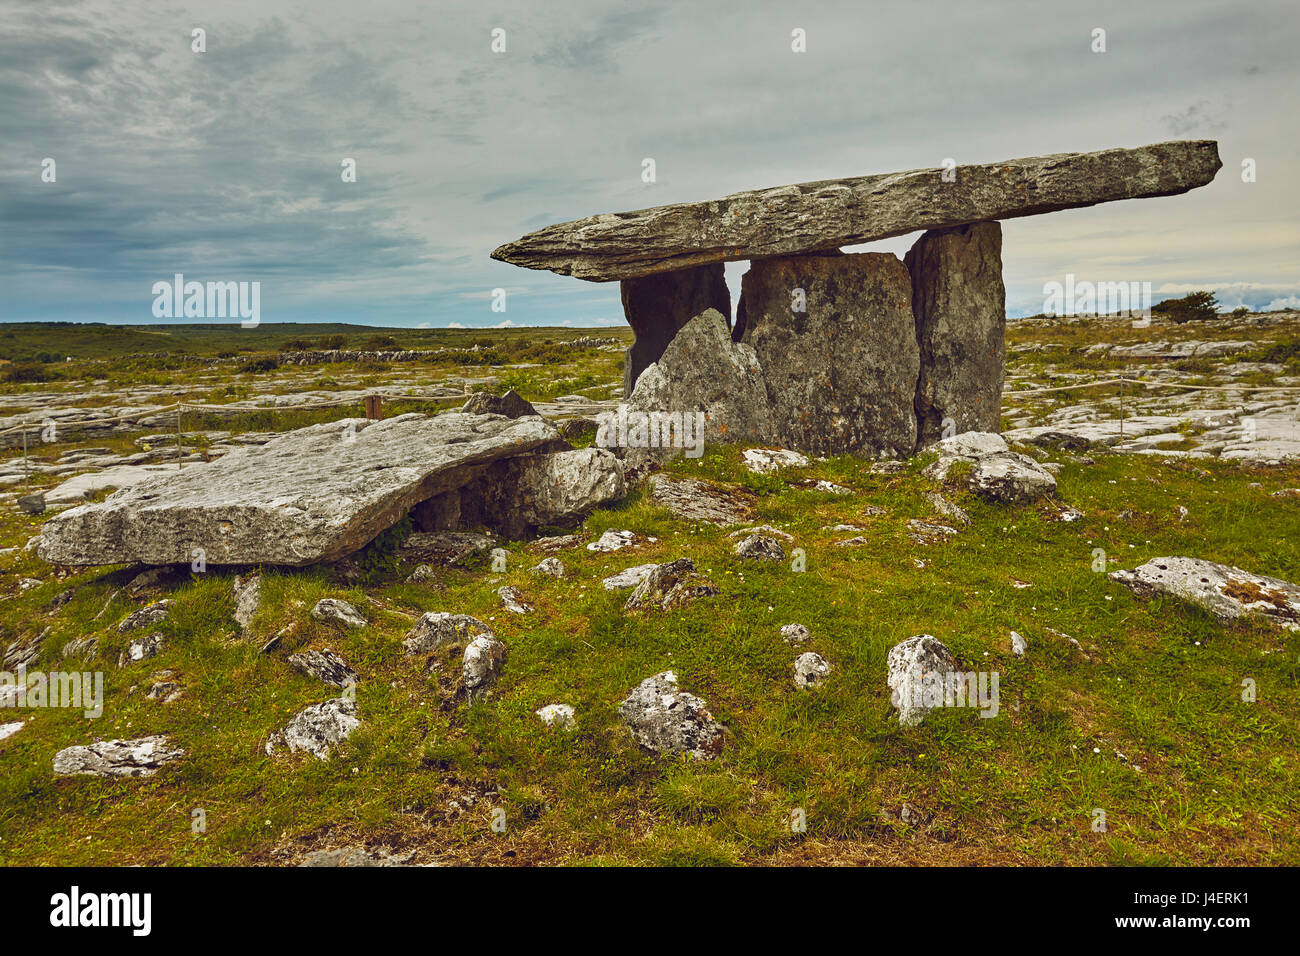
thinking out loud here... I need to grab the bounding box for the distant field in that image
[0,322,630,363]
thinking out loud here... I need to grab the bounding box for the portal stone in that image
[620,263,730,395]
[905,221,1006,447]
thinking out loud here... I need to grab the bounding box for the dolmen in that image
[493,140,1221,457]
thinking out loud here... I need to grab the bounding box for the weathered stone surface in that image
[968,453,1057,504]
[492,141,1220,281]
[644,474,752,526]
[0,721,23,741]
[118,600,171,633]
[53,735,184,777]
[887,634,960,727]
[311,598,367,630]
[463,634,507,696]
[780,623,810,645]
[620,309,774,454]
[460,388,537,418]
[1110,557,1300,630]
[739,253,920,457]
[793,652,832,689]
[497,585,533,614]
[742,448,809,473]
[37,413,562,567]
[624,558,719,612]
[402,612,492,655]
[421,448,624,538]
[905,221,1006,446]
[733,533,786,562]
[398,531,494,567]
[620,264,731,394]
[530,557,564,578]
[232,573,261,635]
[618,671,724,759]
[535,703,575,729]
[287,649,359,687]
[602,563,658,590]
[118,632,162,667]
[266,697,359,759]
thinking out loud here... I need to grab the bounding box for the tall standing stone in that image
[905,221,1006,447]
[739,252,919,458]
[620,263,730,395]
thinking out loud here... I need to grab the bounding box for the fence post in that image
[364,395,383,421]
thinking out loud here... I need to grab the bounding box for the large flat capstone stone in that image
[491,141,1221,281]
[37,413,562,567]
[738,252,919,457]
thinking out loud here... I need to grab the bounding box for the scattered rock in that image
[61,636,99,659]
[742,448,810,474]
[460,388,537,419]
[17,493,46,515]
[587,529,639,552]
[907,519,959,544]
[618,671,724,759]
[311,598,367,630]
[497,585,533,614]
[793,652,832,689]
[887,634,961,727]
[733,533,786,562]
[530,557,564,578]
[267,697,359,759]
[1110,557,1300,630]
[402,612,492,655]
[780,623,810,645]
[624,559,720,612]
[0,721,25,741]
[644,474,752,526]
[117,600,171,633]
[399,531,495,567]
[118,632,163,667]
[298,846,416,868]
[535,703,576,729]
[146,678,182,703]
[1010,631,1027,657]
[463,635,507,698]
[967,452,1057,504]
[53,735,185,777]
[232,573,261,635]
[924,490,971,526]
[287,649,359,688]
[602,564,658,590]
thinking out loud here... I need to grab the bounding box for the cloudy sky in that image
[2,0,1297,327]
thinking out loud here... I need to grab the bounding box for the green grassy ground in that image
[2,443,1296,866]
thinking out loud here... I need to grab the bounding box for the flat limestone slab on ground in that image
[491,141,1220,280]
[37,413,561,567]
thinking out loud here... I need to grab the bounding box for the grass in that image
[1,440,1297,866]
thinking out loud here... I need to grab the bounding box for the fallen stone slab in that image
[37,413,563,567]
[1110,557,1300,630]
[52,735,185,777]
[618,671,724,759]
[491,141,1221,281]
[460,388,537,418]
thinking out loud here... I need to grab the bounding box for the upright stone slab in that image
[739,252,919,458]
[904,221,1006,447]
[620,264,731,395]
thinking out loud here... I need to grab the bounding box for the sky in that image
[1,0,1297,328]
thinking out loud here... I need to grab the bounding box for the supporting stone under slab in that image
[904,221,1006,448]
[739,252,919,458]
[620,263,730,396]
